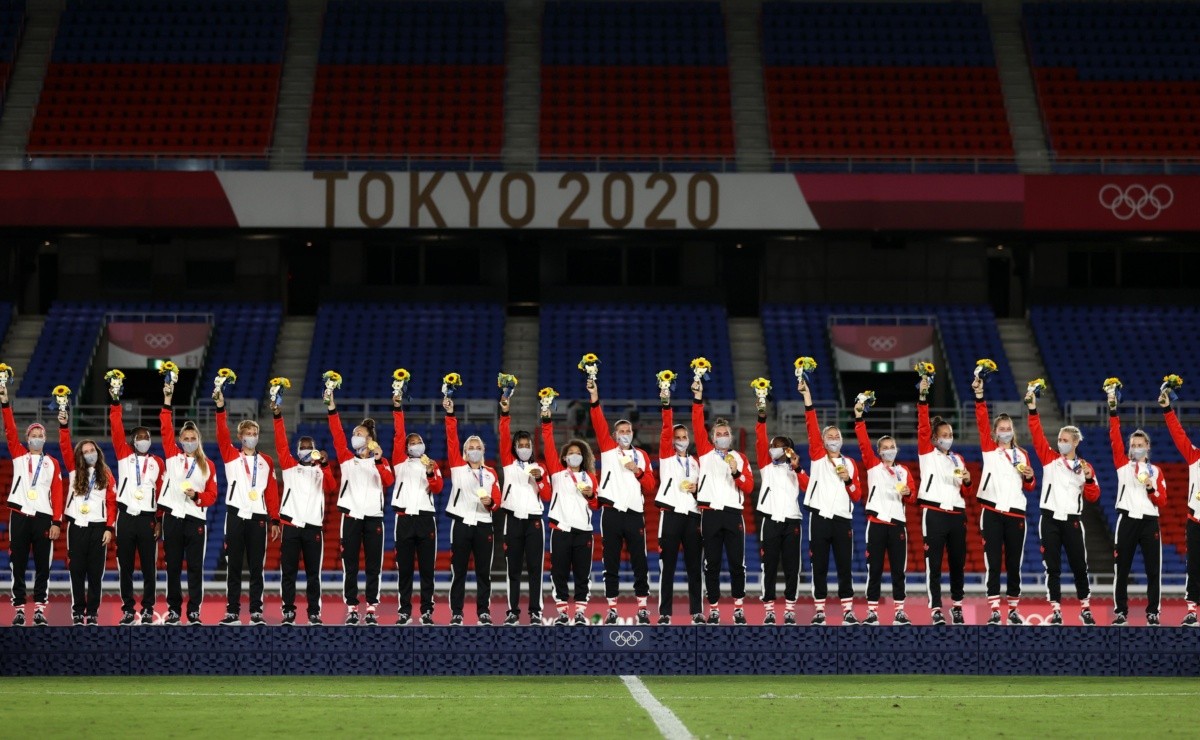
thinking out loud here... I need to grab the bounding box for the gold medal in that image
[724,454,736,465]
[895,482,906,493]
[419,455,431,466]
[954,468,966,478]
[1137,473,1150,485]
[1016,463,1029,474]
[576,482,589,493]
[180,480,194,492]
[134,492,145,500]
[835,465,847,474]
[248,489,259,501]
[476,488,489,499]
[679,480,692,492]
[80,504,90,515]
[26,490,36,501]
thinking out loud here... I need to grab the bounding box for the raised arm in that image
[540,417,563,477]
[272,408,297,470]
[659,405,674,460]
[392,406,409,468]
[1163,405,1200,465]
[691,382,714,456]
[1026,405,1056,466]
[159,405,178,458]
[213,406,239,463]
[917,400,934,455]
[588,389,617,453]
[799,380,823,460]
[755,416,771,470]
[444,400,464,468]
[498,402,515,468]
[58,422,75,475]
[1,403,27,458]
[1108,411,1129,469]
[328,409,352,464]
[109,400,132,459]
[974,399,996,453]
[853,418,881,469]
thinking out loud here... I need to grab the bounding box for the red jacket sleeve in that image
[1164,408,1200,465]
[755,418,770,470]
[262,452,280,521]
[691,401,713,456]
[1083,472,1100,503]
[154,454,165,496]
[196,472,218,508]
[59,425,75,475]
[1028,410,1056,466]
[917,401,934,455]
[901,465,917,502]
[321,462,337,494]
[537,473,552,502]
[805,406,823,461]
[846,460,863,504]
[1109,412,1129,469]
[590,402,617,453]
[328,410,352,464]
[214,408,239,463]
[660,406,674,460]
[1021,460,1037,492]
[104,471,118,529]
[427,465,445,494]
[445,413,464,468]
[635,447,656,495]
[975,400,997,453]
[798,470,811,491]
[391,408,408,468]
[2,404,27,458]
[159,406,178,458]
[853,419,881,469]
[273,414,297,470]
[541,420,562,476]
[957,456,976,498]
[487,466,502,511]
[109,401,132,460]
[377,459,395,489]
[1150,467,1167,509]
[50,459,65,522]
[498,411,514,467]
[734,452,754,495]
[586,472,600,509]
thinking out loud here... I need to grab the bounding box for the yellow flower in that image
[656,370,676,383]
[1163,374,1184,389]
[270,377,291,389]
[217,368,238,384]
[539,387,558,399]
[159,361,179,375]
[976,358,997,373]
[750,377,771,391]
[1102,377,1123,390]
[860,390,877,403]
[497,373,518,388]
[794,356,817,372]
[0,363,11,374]
[104,369,126,381]
[393,368,411,383]
[52,385,71,397]
[443,373,462,387]
[1028,378,1047,392]
[915,361,936,376]
[577,353,600,371]
[322,370,342,388]
[691,357,712,370]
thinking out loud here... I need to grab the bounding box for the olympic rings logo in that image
[867,336,897,351]
[608,629,645,647]
[1098,184,1174,221]
[143,333,175,349]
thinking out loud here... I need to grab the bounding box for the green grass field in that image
[1,675,1195,738]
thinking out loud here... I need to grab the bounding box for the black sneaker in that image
[363,610,378,626]
[1079,608,1095,626]
[733,608,747,625]
[636,608,650,625]
[72,614,85,626]
[345,611,360,626]
[1147,612,1160,626]
[1113,612,1128,626]
[657,614,671,625]
[863,610,880,626]
[763,610,777,625]
[503,611,520,626]
[450,613,464,626]
[1182,612,1198,627]
[842,610,859,626]
[931,609,946,625]
[281,610,296,626]
[250,612,266,626]
[86,615,98,626]
[477,613,493,626]
[186,611,201,626]
[1048,610,1064,625]
[573,612,587,626]
[119,611,137,626]
[397,612,412,626]
[1007,609,1023,626]
[140,610,154,625]
[164,611,181,626]
[893,610,911,625]
[707,608,720,624]
[987,609,1002,626]
[784,611,797,625]
[308,614,323,626]
[219,612,240,626]
[420,611,434,626]
[691,613,705,625]
[32,609,48,627]
[811,610,827,626]
[554,612,570,626]
[604,608,619,625]
[528,612,542,626]
[11,610,25,627]
[950,606,965,625]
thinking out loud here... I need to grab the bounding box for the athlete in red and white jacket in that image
[540,407,600,626]
[498,394,548,625]
[59,409,118,625]
[1,385,64,626]
[654,392,703,624]
[1109,397,1166,625]
[392,397,444,624]
[215,390,280,625]
[1160,390,1200,626]
[108,397,164,625]
[273,402,337,625]
[755,396,809,625]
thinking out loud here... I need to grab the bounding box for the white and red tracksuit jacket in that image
[108,401,165,517]
[216,408,279,524]
[158,405,218,520]
[974,401,1037,516]
[59,425,117,532]
[854,418,914,526]
[273,413,337,529]
[3,404,64,524]
[1028,409,1100,520]
[1110,412,1166,520]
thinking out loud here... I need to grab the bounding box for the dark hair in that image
[712,417,732,432]
[511,429,534,460]
[930,415,952,439]
[130,426,151,440]
[406,432,424,446]
[359,418,377,441]
[770,435,794,449]
[297,435,315,448]
[672,424,688,434]
[72,439,112,498]
[560,438,596,475]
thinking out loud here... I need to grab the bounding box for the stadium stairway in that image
[261,315,316,451]
[982,0,1050,172]
[728,316,769,431]
[0,314,42,385]
[0,0,58,157]
[722,0,770,172]
[268,0,326,170]
[996,317,1062,428]
[502,0,542,171]
[501,315,540,423]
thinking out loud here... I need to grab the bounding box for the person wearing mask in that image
[917,376,974,625]
[58,409,118,625]
[391,393,445,625]
[541,402,599,625]
[272,401,337,625]
[214,390,280,626]
[587,379,657,625]
[498,393,548,626]
[160,383,218,625]
[799,378,862,625]
[108,393,165,626]
[653,386,703,625]
[1026,390,1100,626]
[854,395,915,626]
[327,385,394,625]
[443,396,501,625]
[1,384,64,626]
[755,394,809,625]
[691,379,754,625]
[972,376,1037,626]
[1109,390,1165,626]
[1161,388,1200,626]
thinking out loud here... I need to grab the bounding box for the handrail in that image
[1065,400,1200,429]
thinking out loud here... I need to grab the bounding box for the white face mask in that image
[351,435,368,451]
[28,437,45,452]
[408,443,426,458]
[713,436,732,450]
[1130,447,1148,460]
[936,437,954,452]
[241,435,258,451]
[768,447,786,462]
[616,433,632,447]
[516,447,533,462]
[880,448,898,463]
[298,448,315,463]
[1057,441,1074,456]
[824,439,842,454]
[181,440,199,454]
[84,452,99,466]
[997,431,1014,444]
[465,449,484,464]
[674,440,689,454]
[134,439,152,454]
[565,453,583,468]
